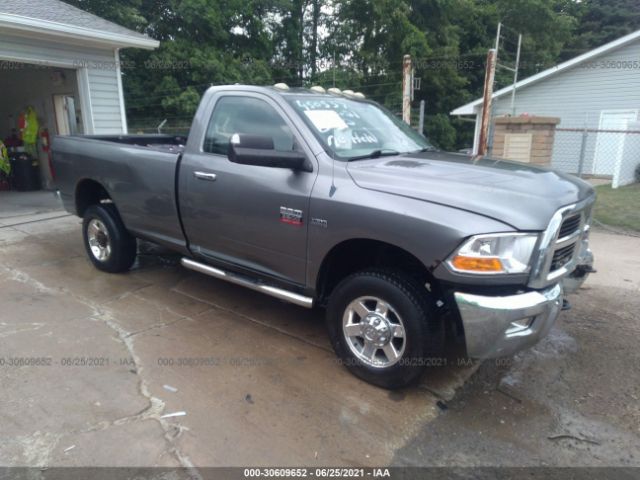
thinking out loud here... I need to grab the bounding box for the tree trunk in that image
[298,0,305,80]
[310,0,319,80]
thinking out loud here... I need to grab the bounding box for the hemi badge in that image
[280,206,303,226]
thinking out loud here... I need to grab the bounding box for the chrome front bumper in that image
[454,284,563,359]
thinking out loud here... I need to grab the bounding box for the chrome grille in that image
[550,243,576,271]
[546,210,584,281]
[529,197,594,289]
[558,214,581,239]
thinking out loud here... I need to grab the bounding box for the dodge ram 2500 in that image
[52,85,595,389]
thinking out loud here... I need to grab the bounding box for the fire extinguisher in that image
[18,112,26,140]
[40,128,54,179]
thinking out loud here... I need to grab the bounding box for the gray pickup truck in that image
[53,85,595,389]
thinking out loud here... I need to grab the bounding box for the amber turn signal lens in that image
[450,255,504,272]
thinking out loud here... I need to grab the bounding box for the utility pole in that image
[478,49,497,156]
[510,33,523,115]
[418,100,425,135]
[402,54,412,125]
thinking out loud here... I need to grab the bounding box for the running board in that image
[180,257,314,309]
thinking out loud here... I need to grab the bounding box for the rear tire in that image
[82,204,137,273]
[326,269,444,389]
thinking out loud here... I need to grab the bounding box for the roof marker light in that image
[327,87,342,94]
[273,83,289,90]
[310,86,326,93]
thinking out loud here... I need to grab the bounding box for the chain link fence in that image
[553,127,640,188]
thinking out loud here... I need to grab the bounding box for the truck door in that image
[179,93,317,287]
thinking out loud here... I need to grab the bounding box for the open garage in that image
[0,0,157,194]
[0,64,83,189]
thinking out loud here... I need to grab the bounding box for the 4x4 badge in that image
[280,206,303,226]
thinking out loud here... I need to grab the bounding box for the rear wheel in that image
[326,269,444,389]
[82,204,137,273]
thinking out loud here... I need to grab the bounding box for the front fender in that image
[306,167,515,289]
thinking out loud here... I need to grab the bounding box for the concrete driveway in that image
[0,206,474,468]
[1,197,639,469]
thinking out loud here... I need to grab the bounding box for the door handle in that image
[194,171,217,181]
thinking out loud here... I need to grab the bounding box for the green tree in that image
[66,0,627,148]
[66,0,148,31]
[492,0,576,79]
[561,0,640,59]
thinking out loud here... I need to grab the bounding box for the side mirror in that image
[228,134,310,171]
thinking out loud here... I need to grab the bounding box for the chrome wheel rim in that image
[342,296,406,368]
[87,219,112,262]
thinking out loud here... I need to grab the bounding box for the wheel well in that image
[75,179,111,217]
[316,239,436,304]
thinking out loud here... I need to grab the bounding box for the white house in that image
[0,0,158,140]
[452,30,640,187]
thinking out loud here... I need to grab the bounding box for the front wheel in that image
[326,269,444,389]
[82,204,137,273]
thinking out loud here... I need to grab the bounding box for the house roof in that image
[451,29,640,116]
[0,0,159,49]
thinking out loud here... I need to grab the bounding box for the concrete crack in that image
[0,263,200,474]
[132,290,214,323]
[548,433,601,445]
[123,316,190,338]
[0,323,45,338]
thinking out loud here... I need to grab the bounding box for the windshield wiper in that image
[347,149,401,161]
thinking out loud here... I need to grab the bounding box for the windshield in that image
[286,95,435,160]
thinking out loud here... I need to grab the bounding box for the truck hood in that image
[346,151,595,231]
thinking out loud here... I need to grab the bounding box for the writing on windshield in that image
[288,96,431,160]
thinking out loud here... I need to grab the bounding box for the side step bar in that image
[180,257,314,309]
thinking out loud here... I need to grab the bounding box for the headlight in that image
[447,233,539,275]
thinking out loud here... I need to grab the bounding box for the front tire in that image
[82,204,137,273]
[326,269,444,389]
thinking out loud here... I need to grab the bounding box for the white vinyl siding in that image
[0,32,125,134]
[491,40,640,127]
[488,39,640,174]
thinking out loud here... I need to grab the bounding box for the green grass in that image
[593,183,640,233]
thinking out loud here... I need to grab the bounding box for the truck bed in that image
[82,134,188,154]
[52,134,188,253]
